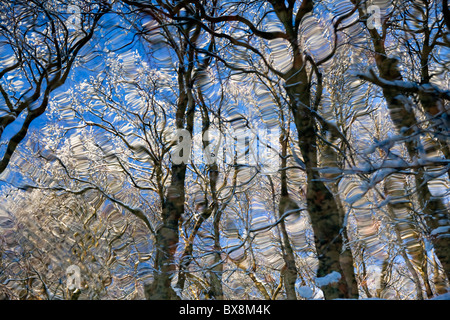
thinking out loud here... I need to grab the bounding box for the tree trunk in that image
[284,65,357,299]
[209,208,224,299]
[384,174,425,299]
[146,164,186,300]
[322,134,360,299]
[378,53,450,289]
[354,0,450,287]
[146,69,195,299]
[278,196,300,300]
[277,131,299,300]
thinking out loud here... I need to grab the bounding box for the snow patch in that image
[297,286,314,299]
[316,271,341,287]
[430,226,450,236]
[430,292,450,300]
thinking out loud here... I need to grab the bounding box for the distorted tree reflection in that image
[0,0,449,300]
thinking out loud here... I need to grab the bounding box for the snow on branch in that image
[357,68,450,101]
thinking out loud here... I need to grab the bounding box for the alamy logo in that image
[66,5,82,31]
[367,5,381,30]
[66,265,81,291]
